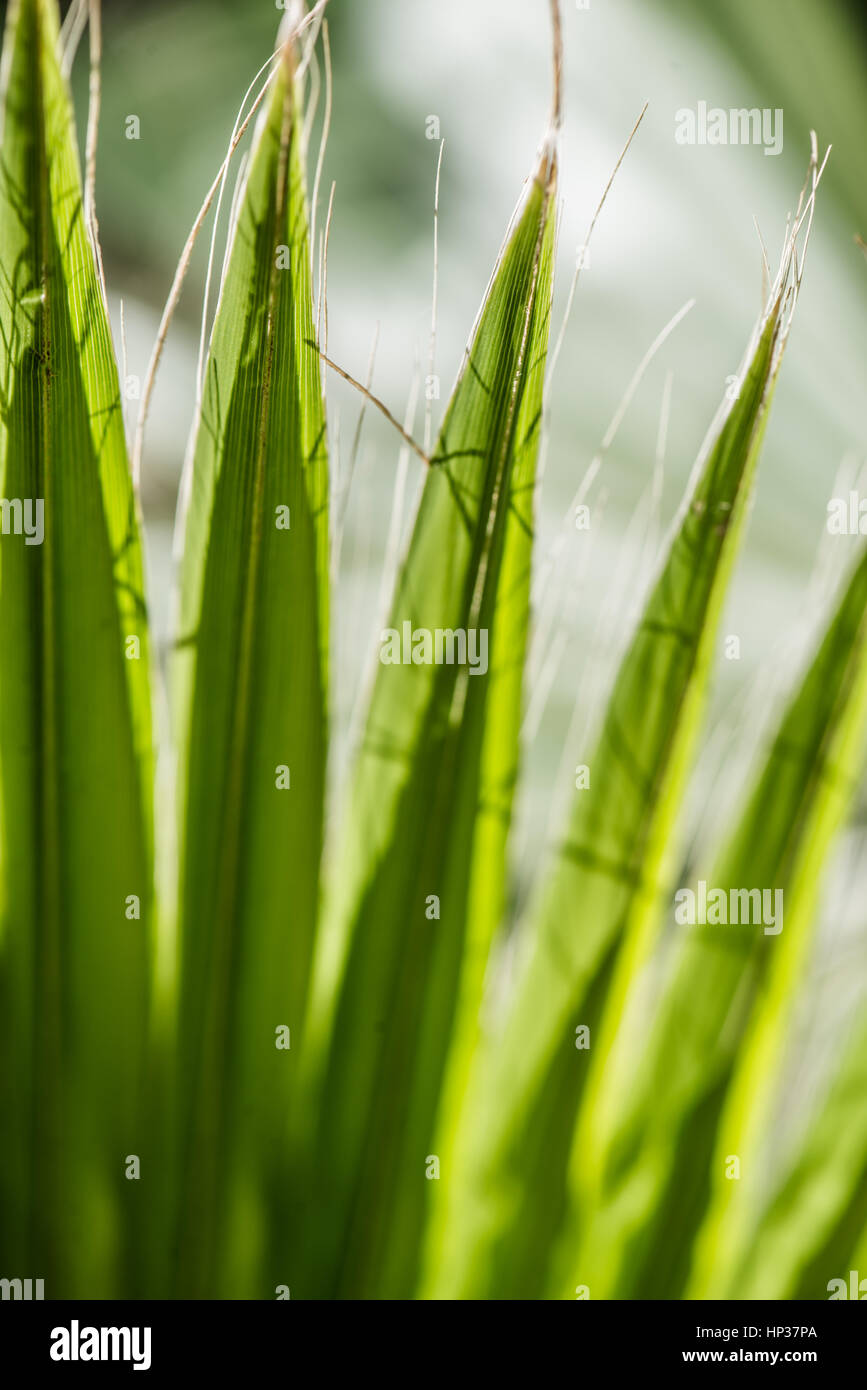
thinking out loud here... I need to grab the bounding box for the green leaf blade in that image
[565,540,867,1301]
[737,1013,867,1298]
[685,543,867,1296]
[301,147,557,1299]
[430,287,791,1300]
[0,0,153,1296]
[171,50,328,1297]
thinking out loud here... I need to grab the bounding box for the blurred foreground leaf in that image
[568,540,867,1299]
[0,0,153,1296]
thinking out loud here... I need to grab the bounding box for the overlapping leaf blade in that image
[171,48,328,1297]
[685,545,867,1295]
[736,1012,867,1298]
[0,0,855,1308]
[430,290,792,1299]
[562,540,867,1299]
[0,0,153,1296]
[300,143,557,1299]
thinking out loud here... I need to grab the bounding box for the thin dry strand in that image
[548,101,648,382]
[531,296,694,656]
[549,0,563,132]
[84,0,107,308]
[424,137,445,455]
[318,343,430,469]
[310,19,333,262]
[132,0,331,485]
[60,0,88,77]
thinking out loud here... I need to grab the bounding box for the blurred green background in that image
[10,0,867,1114]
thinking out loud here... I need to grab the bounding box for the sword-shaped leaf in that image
[685,545,867,1296]
[737,1011,867,1298]
[0,0,153,1296]
[565,540,867,1300]
[171,44,328,1297]
[429,211,813,1299]
[300,139,557,1299]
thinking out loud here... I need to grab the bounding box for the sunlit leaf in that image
[300,138,557,1299]
[0,0,153,1297]
[566,540,867,1300]
[170,42,328,1297]
[430,252,802,1299]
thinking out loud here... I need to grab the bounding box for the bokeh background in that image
[10,0,867,1153]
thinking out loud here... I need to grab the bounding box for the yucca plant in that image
[1,0,865,1302]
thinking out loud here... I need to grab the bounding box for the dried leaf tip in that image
[277,0,330,74]
[549,0,564,135]
[534,0,562,185]
[763,131,830,369]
